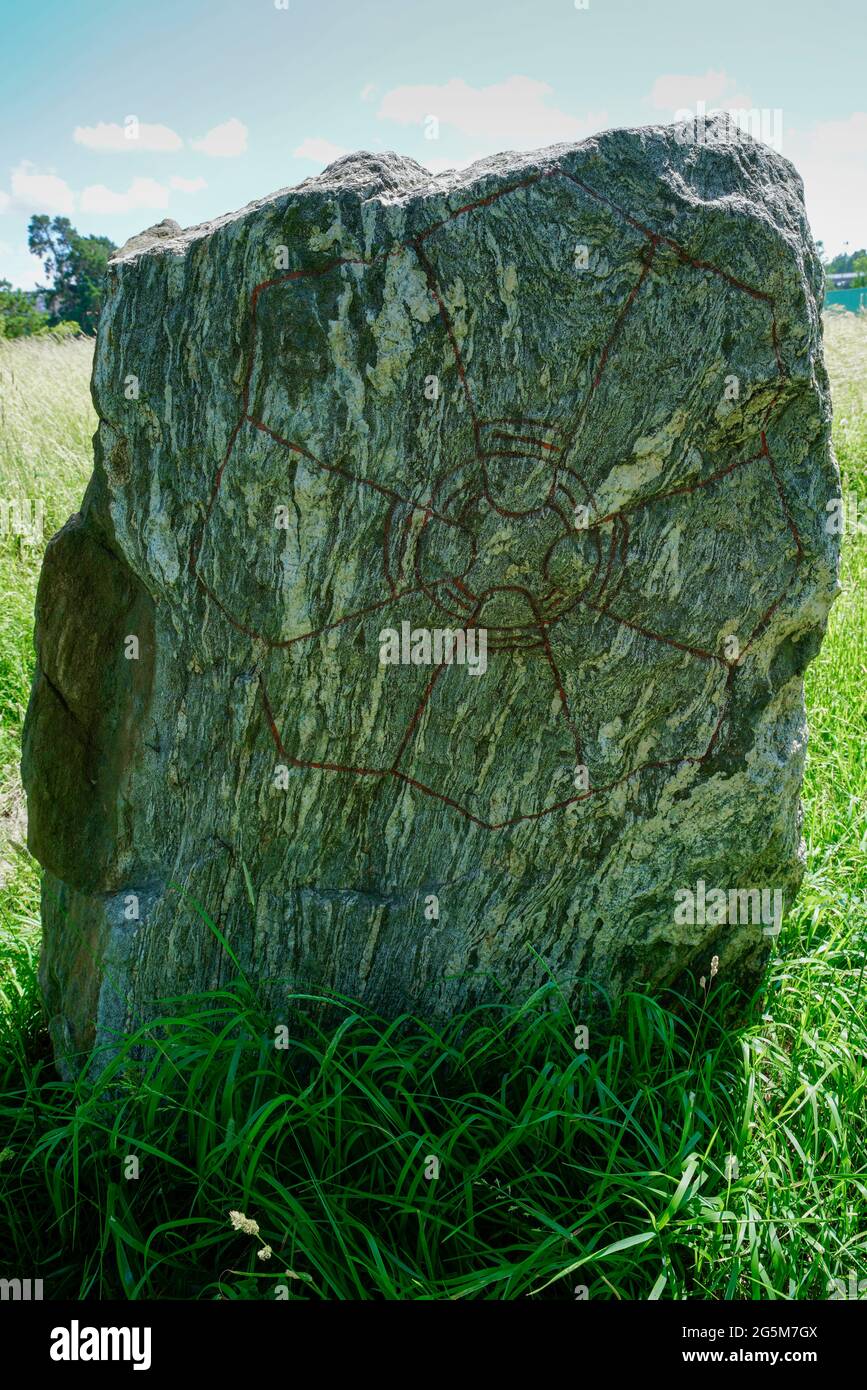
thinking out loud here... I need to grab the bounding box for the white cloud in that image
[73,120,183,152]
[648,70,752,115]
[170,175,207,193]
[4,161,75,215]
[191,118,248,158]
[0,245,47,290]
[0,191,9,214]
[293,136,348,164]
[360,83,377,103]
[785,112,867,258]
[377,76,606,149]
[424,152,487,175]
[80,177,170,214]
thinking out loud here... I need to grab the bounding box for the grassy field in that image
[0,320,865,1300]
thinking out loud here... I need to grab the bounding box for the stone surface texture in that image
[22,117,839,1072]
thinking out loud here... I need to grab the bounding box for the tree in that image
[27,215,116,334]
[0,278,49,337]
[851,253,867,289]
[825,247,867,276]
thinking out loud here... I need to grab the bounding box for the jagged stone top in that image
[112,217,184,261]
[107,117,813,274]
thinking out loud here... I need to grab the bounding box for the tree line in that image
[0,216,116,339]
[816,243,867,285]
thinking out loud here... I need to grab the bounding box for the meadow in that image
[0,317,865,1300]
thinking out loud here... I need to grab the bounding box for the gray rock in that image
[112,218,183,261]
[22,116,839,1074]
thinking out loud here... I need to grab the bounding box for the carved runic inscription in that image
[191,167,802,830]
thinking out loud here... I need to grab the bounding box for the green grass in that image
[0,335,94,771]
[0,321,866,1300]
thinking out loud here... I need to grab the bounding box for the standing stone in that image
[22,116,839,1074]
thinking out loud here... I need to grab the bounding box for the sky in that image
[1,0,864,288]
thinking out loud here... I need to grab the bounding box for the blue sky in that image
[2,0,864,287]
